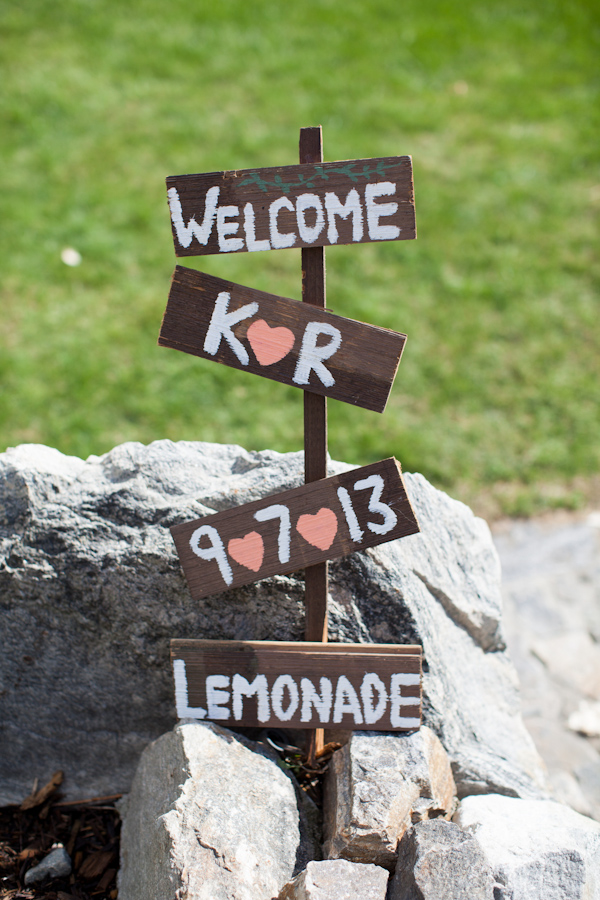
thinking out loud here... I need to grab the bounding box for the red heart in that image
[296,508,338,551]
[228,531,264,572]
[247,319,295,366]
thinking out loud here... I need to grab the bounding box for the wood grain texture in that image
[304,562,328,642]
[159,266,406,414]
[171,639,422,731]
[300,126,328,761]
[166,156,416,257]
[170,457,419,601]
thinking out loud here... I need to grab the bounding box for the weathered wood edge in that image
[171,639,422,655]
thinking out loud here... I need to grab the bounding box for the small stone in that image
[60,247,82,267]
[568,699,600,737]
[323,726,456,869]
[24,846,71,885]
[278,859,389,899]
[389,819,495,899]
[118,721,318,900]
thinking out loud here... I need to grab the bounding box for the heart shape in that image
[247,319,295,367]
[228,531,264,572]
[296,508,338,551]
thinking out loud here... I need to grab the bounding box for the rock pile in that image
[1,439,599,897]
[118,719,600,900]
[0,439,545,803]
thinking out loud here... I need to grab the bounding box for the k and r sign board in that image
[159,267,407,413]
[167,156,415,256]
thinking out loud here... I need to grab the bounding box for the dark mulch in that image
[0,773,120,900]
[254,729,341,807]
[0,733,335,899]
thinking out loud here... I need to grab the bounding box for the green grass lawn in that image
[1,0,598,517]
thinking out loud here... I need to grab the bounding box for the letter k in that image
[203,291,259,366]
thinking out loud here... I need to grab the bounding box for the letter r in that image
[292,322,342,388]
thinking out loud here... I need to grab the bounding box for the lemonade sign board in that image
[172,640,422,731]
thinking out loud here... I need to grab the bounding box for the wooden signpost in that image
[300,128,330,761]
[161,127,421,759]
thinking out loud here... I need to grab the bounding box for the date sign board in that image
[159,267,406,413]
[171,457,419,600]
[172,640,422,731]
[166,156,415,257]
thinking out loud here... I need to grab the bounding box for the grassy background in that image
[1,0,598,517]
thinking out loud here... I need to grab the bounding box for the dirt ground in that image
[0,782,120,900]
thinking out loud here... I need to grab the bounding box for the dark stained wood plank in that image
[170,457,420,601]
[173,640,422,655]
[166,155,416,257]
[171,639,422,731]
[159,267,406,414]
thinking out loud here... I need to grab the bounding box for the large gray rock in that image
[118,720,317,900]
[323,726,456,868]
[0,440,546,802]
[494,513,600,819]
[346,480,547,800]
[278,860,389,899]
[389,819,495,900]
[455,793,600,900]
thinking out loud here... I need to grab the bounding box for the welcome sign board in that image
[159,267,407,413]
[172,640,422,731]
[166,156,415,257]
[171,457,419,601]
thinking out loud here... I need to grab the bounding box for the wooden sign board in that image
[166,156,415,257]
[159,267,407,414]
[171,457,419,600]
[172,640,422,731]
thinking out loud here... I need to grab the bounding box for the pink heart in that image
[247,319,295,366]
[228,531,264,572]
[296,508,338,551]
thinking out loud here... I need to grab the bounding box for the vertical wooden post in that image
[300,125,327,764]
